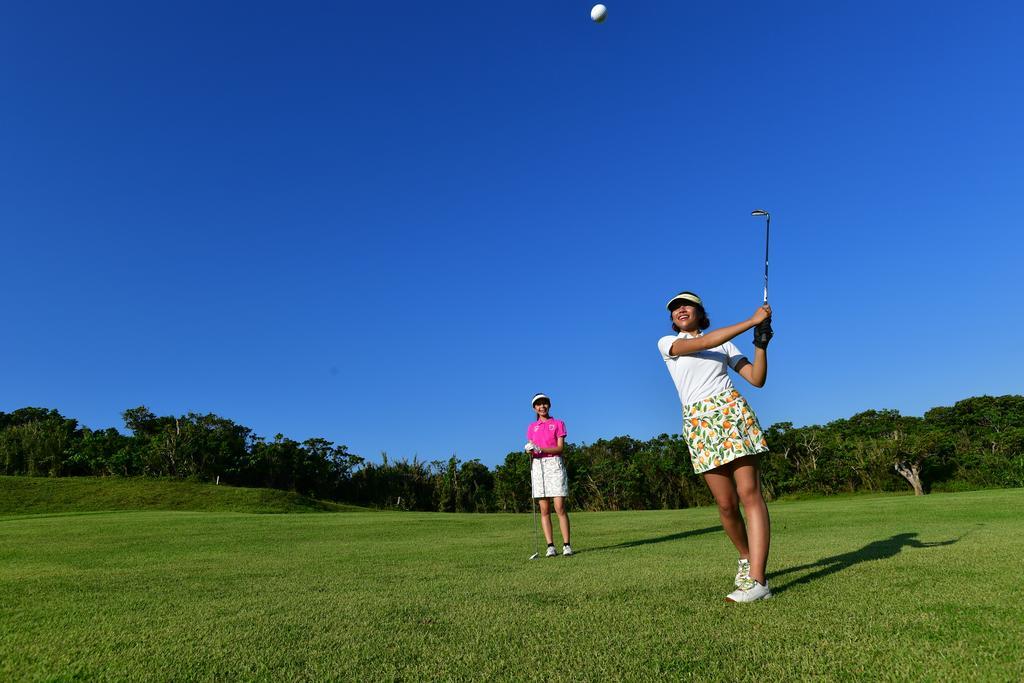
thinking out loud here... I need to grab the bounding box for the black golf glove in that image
[753,319,773,349]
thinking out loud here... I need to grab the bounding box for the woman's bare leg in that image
[703,467,749,559]
[538,498,554,545]
[733,456,770,584]
[553,496,571,545]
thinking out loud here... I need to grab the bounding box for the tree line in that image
[1,395,1021,511]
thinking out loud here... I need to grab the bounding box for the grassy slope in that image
[0,476,363,515]
[1,489,1021,681]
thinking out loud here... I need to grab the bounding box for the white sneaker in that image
[562,544,573,556]
[726,578,772,603]
[735,558,751,587]
[545,546,557,557]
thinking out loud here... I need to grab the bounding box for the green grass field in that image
[0,476,364,515]
[1,483,1022,681]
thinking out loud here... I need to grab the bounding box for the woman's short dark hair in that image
[670,305,711,333]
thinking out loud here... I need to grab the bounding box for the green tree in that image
[457,459,495,512]
[0,410,78,476]
[493,450,531,512]
[65,427,135,476]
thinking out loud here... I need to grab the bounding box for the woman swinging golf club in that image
[525,393,572,557]
[658,292,774,602]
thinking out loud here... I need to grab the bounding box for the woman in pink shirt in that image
[525,393,572,557]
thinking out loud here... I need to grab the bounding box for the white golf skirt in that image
[531,456,568,499]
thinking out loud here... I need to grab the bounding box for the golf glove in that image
[524,441,536,453]
[753,319,774,349]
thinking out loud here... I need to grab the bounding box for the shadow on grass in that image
[769,532,959,595]
[579,526,720,555]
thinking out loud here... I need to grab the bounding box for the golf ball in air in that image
[591,4,607,23]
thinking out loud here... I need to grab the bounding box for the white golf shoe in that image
[726,577,772,603]
[545,545,558,557]
[562,544,573,556]
[735,558,751,587]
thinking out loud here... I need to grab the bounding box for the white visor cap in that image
[666,292,703,310]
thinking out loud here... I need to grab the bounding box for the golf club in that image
[529,506,540,559]
[529,486,540,560]
[528,444,543,560]
[751,209,770,303]
[527,443,552,560]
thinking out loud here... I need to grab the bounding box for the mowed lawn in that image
[2,489,1022,681]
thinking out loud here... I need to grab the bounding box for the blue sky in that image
[2,2,1022,467]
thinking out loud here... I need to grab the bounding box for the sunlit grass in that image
[0,475,363,515]
[1,488,1021,680]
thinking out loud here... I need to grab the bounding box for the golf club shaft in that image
[531,456,542,558]
[541,457,548,546]
[531,491,540,557]
[763,213,770,304]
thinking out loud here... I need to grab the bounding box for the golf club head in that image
[529,553,540,560]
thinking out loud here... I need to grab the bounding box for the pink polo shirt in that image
[527,418,567,457]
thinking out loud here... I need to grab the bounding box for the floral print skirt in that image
[531,456,569,498]
[682,388,768,474]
